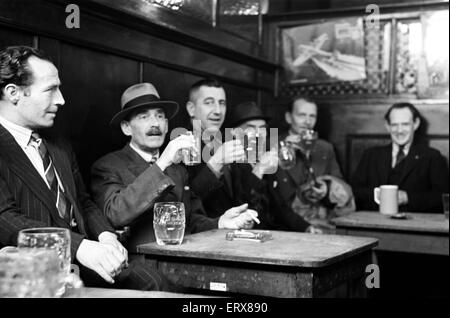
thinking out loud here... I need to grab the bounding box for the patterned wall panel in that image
[278,20,396,97]
[394,19,421,94]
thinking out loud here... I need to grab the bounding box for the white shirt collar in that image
[0,115,33,148]
[129,142,159,163]
[392,142,411,156]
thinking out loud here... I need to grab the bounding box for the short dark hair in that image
[384,102,421,124]
[0,46,52,99]
[188,78,224,102]
[288,96,317,113]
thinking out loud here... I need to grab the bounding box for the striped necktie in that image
[29,133,71,221]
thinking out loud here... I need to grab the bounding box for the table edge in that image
[137,239,378,268]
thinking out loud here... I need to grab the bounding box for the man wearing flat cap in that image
[90,83,256,255]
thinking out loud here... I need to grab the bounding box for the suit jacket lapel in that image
[122,144,150,177]
[122,144,179,200]
[285,156,304,187]
[310,144,329,176]
[377,144,392,184]
[0,125,66,227]
[397,143,421,185]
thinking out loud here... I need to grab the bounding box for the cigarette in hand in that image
[246,210,260,224]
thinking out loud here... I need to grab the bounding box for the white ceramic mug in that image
[374,185,398,215]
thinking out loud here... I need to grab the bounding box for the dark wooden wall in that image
[0,0,276,183]
[268,0,445,13]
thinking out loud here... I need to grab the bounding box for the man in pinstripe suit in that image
[0,46,168,291]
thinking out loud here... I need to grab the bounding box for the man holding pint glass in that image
[91,83,257,255]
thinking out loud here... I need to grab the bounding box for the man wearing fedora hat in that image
[90,82,257,255]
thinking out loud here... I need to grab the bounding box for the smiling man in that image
[352,102,449,212]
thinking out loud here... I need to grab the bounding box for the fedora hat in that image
[110,83,179,126]
[228,101,271,128]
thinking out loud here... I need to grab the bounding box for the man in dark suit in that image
[184,79,318,233]
[352,102,449,212]
[90,83,256,253]
[0,46,167,290]
[273,97,354,231]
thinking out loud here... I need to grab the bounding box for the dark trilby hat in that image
[110,83,179,126]
[228,101,271,127]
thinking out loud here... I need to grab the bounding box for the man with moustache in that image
[0,46,165,290]
[274,97,355,232]
[90,83,256,255]
[352,102,449,212]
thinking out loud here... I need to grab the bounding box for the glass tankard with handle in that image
[17,227,83,297]
[153,202,186,245]
[0,247,61,297]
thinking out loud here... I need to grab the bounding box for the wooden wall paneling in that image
[268,0,445,13]
[143,62,202,131]
[0,26,34,49]
[261,97,289,132]
[222,84,259,129]
[54,42,141,182]
[89,0,260,57]
[0,0,275,89]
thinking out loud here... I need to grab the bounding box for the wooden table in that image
[137,229,378,298]
[67,287,206,298]
[332,212,449,256]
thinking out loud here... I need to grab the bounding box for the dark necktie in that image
[29,133,71,221]
[395,145,406,167]
[149,157,157,164]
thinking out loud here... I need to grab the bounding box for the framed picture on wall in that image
[280,17,366,84]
